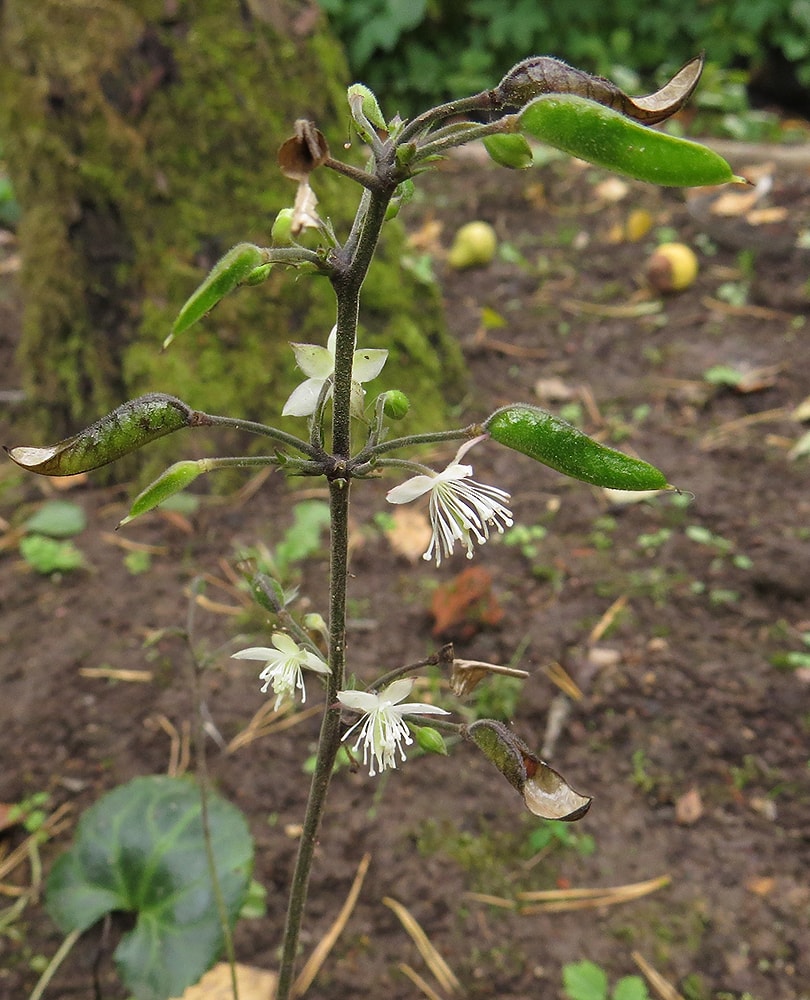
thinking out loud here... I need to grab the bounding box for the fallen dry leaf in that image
[593,177,629,203]
[745,875,776,897]
[407,216,443,253]
[385,507,432,563]
[675,786,703,825]
[175,962,277,999]
[431,566,503,640]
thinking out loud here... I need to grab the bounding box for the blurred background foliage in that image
[315,0,810,126]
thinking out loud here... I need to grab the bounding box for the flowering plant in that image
[6,51,736,1000]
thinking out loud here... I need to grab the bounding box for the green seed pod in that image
[482,133,533,169]
[413,725,448,757]
[5,394,195,477]
[271,208,295,244]
[118,460,204,527]
[165,243,268,348]
[382,390,410,420]
[485,404,670,491]
[520,94,738,187]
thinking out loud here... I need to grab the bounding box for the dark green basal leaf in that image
[482,133,533,169]
[5,394,195,476]
[119,460,205,527]
[520,94,739,186]
[46,775,253,1000]
[486,404,670,491]
[165,242,268,348]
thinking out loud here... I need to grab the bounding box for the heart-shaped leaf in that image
[46,775,253,1000]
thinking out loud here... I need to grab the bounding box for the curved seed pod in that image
[118,460,205,527]
[165,243,268,348]
[519,95,737,187]
[482,133,533,169]
[5,394,195,476]
[485,404,670,491]
[491,54,704,124]
[463,720,591,821]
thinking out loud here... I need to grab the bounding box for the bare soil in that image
[1,152,809,1000]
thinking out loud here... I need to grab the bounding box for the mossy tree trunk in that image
[0,0,465,464]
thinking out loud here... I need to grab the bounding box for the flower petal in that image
[231,647,275,661]
[271,632,300,654]
[434,461,474,484]
[386,474,436,504]
[381,677,416,704]
[398,702,451,717]
[282,378,325,417]
[301,651,331,674]
[453,435,487,464]
[337,689,380,712]
[353,348,388,382]
[290,343,335,379]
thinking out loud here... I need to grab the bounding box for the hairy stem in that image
[276,478,350,1000]
[275,165,398,1000]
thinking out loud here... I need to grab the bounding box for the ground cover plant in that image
[1,43,808,1000]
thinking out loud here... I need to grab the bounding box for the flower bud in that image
[413,725,448,756]
[482,133,533,169]
[347,83,387,131]
[272,208,295,244]
[244,263,273,286]
[382,390,410,420]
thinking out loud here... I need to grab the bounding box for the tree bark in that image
[0,0,464,457]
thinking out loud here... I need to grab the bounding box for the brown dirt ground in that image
[1,151,809,1000]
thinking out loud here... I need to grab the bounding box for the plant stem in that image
[275,174,397,1000]
[276,477,349,1000]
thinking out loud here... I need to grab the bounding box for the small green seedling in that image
[563,959,650,1000]
[19,499,86,574]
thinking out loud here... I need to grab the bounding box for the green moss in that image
[0,0,465,479]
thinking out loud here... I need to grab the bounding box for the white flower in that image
[282,325,388,418]
[386,437,513,565]
[232,633,330,712]
[337,678,450,776]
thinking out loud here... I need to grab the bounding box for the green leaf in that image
[24,500,86,538]
[46,775,253,1000]
[520,95,739,186]
[563,959,609,1000]
[165,243,268,347]
[19,535,85,574]
[613,975,650,1000]
[5,394,195,476]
